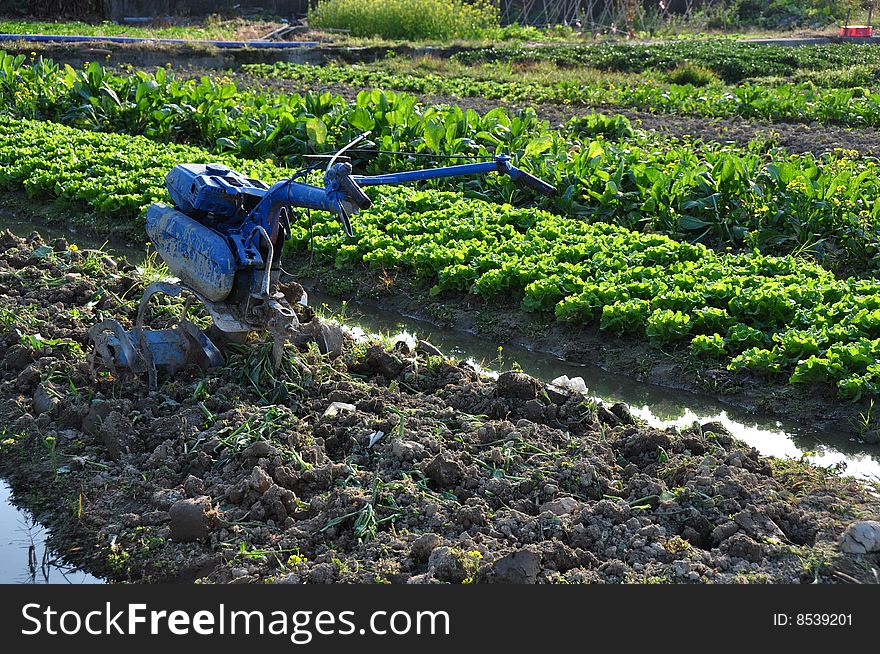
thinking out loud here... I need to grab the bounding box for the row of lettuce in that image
[3,53,880,278]
[0,115,290,236]
[245,60,880,128]
[1,114,879,402]
[453,41,880,83]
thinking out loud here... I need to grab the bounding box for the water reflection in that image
[322,297,880,481]
[0,480,101,584]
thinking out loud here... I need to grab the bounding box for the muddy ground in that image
[0,231,878,584]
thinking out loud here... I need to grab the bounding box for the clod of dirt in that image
[597,405,622,426]
[279,281,306,306]
[725,533,764,562]
[101,411,136,461]
[365,344,405,378]
[391,438,424,461]
[417,340,443,357]
[523,399,545,422]
[169,496,217,542]
[488,549,541,584]
[243,440,278,459]
[2,344,33,371]
[81,400,112,436]
[610,402,635,425]
[411,533,441,563]
[32,385,59,415]
[272,466,298,490]
[427,546,467,583]
[539,497,579,516]
[121,513,141,528]
[711,520,740,545]
[249,466,273,494]
[424,452,464,488]
[544,385,571,405]
[839,521,880,554]
[183,475,206,498]
[497,370,539,400]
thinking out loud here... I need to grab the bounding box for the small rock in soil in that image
[424,452,464,488]
[497,371,539,400]
[411,533,441,563]
[169,496,216,542]
[839,520,880,554]
[489,549,541,584]
[539,497,579,516]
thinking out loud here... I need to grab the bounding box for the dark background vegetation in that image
[0,0,857,30]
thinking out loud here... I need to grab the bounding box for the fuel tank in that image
[146,203,236,302]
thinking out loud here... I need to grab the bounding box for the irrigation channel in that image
[0,215,878,583]
[0,479,100,583]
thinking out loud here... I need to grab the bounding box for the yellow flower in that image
[68,244,79,251]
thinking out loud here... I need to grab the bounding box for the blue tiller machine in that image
[88,134,556,386]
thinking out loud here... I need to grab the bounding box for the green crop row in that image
[0,18,254,40]
[4,52,880,278]
[1,113,879,401]
[246,60,880,128]
[0,114,290,234]
[454,40,880,83]
[286,185,880,402]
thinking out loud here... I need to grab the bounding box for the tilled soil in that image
[0,231,878,584]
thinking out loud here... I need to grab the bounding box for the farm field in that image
[0,17,286,41]
[1,20,880,589]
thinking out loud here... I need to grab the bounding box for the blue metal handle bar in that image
[351,156,557,197]
[245,155,556,242]
[351,159,507,186]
